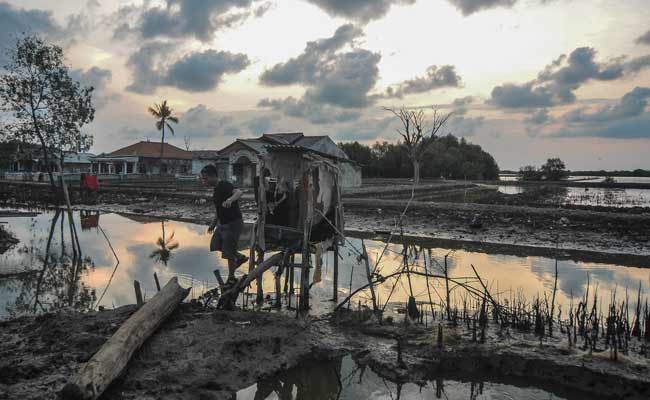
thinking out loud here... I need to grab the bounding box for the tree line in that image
[339,134,500,180]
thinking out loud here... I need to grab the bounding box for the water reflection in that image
[236,355,584,400]
[149,221,180,266]
[0,209,648,320]
[2,210,96,318]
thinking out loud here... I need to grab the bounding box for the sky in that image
[1,0,649,170]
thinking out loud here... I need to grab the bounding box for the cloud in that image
[258,97,361,124]
[384,65,462,98]
[0,2,59,64]
[245,115,277,134]
[179,104,235,138]
[447,0,517,16]
[635,29,650,46]
[70,66,119,108]
[552,114,650,139]
[260,24,364,86]
[551,87,650,139]
[126,44,250,94]
[304,0,416,23]
[259,24,380,123]
[165,50,250,92]
[525,108,552,125]
[563,87,650,123]
[135,0,258,42]
[333,116,395,141]
[490,47,634,109]
[625,55,650,74]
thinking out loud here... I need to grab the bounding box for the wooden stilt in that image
[333,244,339,302]
[299,172,314,312]
[134,280,143,307]
[256,249,265,305]
[153,272,161,292]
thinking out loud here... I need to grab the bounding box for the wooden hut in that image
[219,144,345,311]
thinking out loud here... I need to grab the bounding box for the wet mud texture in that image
[2,306,650,399]
[0,304,335,400]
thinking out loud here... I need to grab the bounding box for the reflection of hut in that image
[80,211,100,231]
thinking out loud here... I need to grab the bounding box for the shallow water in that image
[496,185,650,207]
[236,355,593,400]
[1,209,648,320]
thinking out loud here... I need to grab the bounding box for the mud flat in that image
[2,305,649,399]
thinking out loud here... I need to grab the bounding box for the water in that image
[495,185,650,207]
[236,355,592,400]
[1,209,648,320]
[498,175,650,184]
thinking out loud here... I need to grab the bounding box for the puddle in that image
[1,209,648,319]
[236,355,594,400]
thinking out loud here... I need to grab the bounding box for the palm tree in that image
[148,100,179,174]
[149,221,179,266]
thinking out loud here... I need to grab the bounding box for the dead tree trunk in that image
[60,277,189,400]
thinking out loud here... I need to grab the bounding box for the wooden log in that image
[60,277,189,400]
[218,252,284,310]
[133,280,143,307]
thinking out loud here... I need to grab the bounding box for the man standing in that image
[200,165,248,283]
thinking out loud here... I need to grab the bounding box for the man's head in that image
[200,165,218,186]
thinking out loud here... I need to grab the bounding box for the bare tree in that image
[385,106,451,184]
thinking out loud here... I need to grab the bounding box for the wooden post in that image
[61,277,190,400]
[134,280,143,307]
[256,249,265,305]
[153,272,161,292]
[299,171,314,312]
[333,244,339,302]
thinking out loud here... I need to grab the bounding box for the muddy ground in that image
[2,305,649,399]
[2,180,649,262]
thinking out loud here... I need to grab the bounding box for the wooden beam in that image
[60,277,189,400]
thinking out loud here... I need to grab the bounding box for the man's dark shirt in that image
[213,181,242,224]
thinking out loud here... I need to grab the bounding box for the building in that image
[216,133,362,188]
[0,141,93,181]
[90,141,193,177]
[191,150,220,175]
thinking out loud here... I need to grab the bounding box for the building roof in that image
[219,133,350,161]
[107,141,192,160]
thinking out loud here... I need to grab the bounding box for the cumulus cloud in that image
[304,0,416,23]
[525,108,553,125]
[489,47,640,109]
[333,116,395,141]
[259,24,380,123]
[126,44,250,94]
[0,2,59,64]
[384,65,462,98]
[258,97,361,124]
[260,24,364,86]
[134,0,259,42]
[551,87,650,139]
[179,104,235,138]
[245,115,277,134]
[447,0,517,16]
[165,50,250,92]
[635,29,650,46]
[70,66,119,108]
[563,87,650,124]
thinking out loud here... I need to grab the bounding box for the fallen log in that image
[59,277,190,400]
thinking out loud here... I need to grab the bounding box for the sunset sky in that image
[1,0,649,170]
